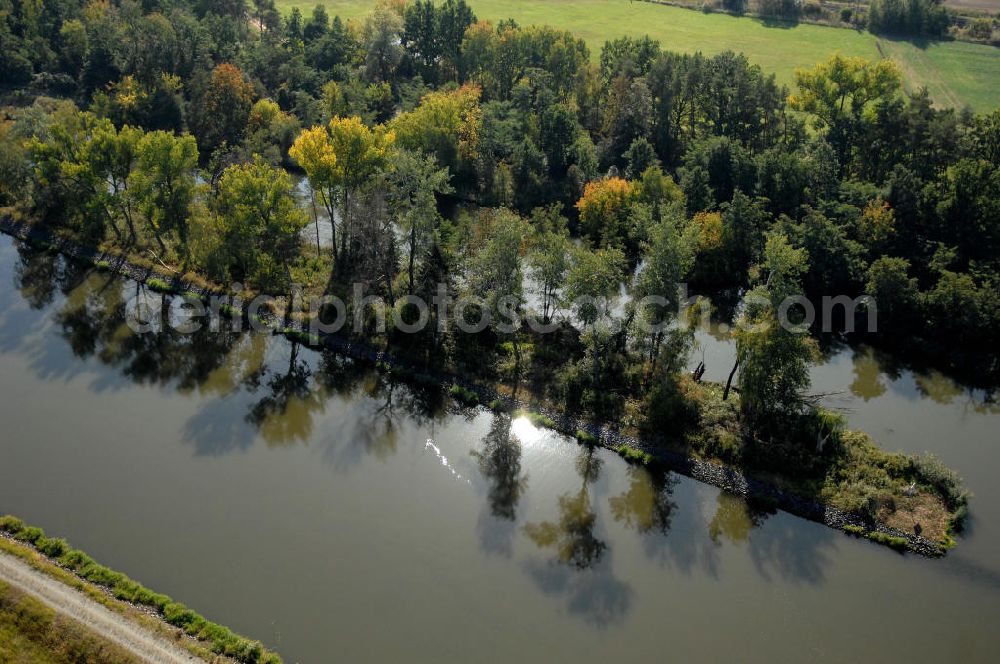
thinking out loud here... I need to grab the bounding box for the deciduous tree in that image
[212,156,307,290]
[387,149,454,294]
[192,63,255,153]
[732,233,818,430]
[289,116,395,270]
[564,245,627,326]
[131,130,199,251]
[789,55,900,165]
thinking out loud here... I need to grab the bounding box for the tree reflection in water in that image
[520,444,634,624]
[11,242,459,454]
[353,369,451,461]
[14,245,74,309]
[13,245,243,391]
[849,347,888,402]
[707,491,772,546]
[9,241,644,622]
[609,467,677,536]
[244,339,327,446]
[524,445,606,569]
[472,414,527,521]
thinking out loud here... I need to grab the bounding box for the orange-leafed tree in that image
[193,63,255,154]
[575,177,638,248]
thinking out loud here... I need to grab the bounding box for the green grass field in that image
[276,0,1000,112]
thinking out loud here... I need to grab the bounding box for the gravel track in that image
[0,550,199,664]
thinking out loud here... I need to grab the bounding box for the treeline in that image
[867,0,951,37]
[648,0,959,40]
[0,0,997,485]
[20,107,307,292]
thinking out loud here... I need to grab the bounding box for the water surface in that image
[0,235,997,663]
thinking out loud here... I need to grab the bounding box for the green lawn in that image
[277,0,1000,112]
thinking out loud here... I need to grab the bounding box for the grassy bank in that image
[0,516,282,664]
[0,580,141,664]
[667,381,968,548]
[277,0,1000,111]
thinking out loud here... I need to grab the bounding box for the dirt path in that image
[0,550,199,663]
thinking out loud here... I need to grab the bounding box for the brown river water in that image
[0,235,998,663]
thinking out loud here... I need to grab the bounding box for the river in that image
[0,234,997,663]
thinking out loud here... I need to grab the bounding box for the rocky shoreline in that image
[0,216,945,557]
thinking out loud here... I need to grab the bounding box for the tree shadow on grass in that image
[756,17,799,30]
[879,33,936,52]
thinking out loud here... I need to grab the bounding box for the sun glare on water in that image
[510,416,544,446]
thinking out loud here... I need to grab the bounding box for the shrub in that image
[687,384,742,462]
[164,602,198,628]
[35,536,68,558]
[867,531,909,551]
[448,384,480,406]
[910,453,969,510]
[146,277,175,293]
[843,524,909,551]
[801,1,823,19]
[515,410,556,429]
[14,526,44,544]
[616,445,653,466]
[58,548,96,570]
[968,19,993,41]
[643,374,699,435]
[759,0,800,20]
[950,503,969,532]
[575,429,598,445]
[0,515,25,534]
[489,399,507,412]
[830,481,893,519]
[283,328,322,347]
[699,424,743,464]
